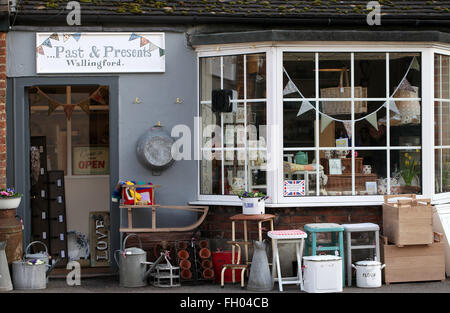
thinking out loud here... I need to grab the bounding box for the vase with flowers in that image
[0,188,23,209]
[236,190,269,215]
[399,152,421,194]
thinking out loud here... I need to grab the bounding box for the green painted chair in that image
[304,223,345,287]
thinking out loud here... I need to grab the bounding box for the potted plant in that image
[236,190,269,215]
[0,188,23,210]
[399,152,421,194]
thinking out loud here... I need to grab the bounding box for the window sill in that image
[191,194,442,208]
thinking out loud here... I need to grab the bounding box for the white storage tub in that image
[303,255,342,293]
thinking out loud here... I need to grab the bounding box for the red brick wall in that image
[200,206,382,241]
[0,32,5,189]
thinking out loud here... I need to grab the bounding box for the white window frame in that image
[194,42,450,207]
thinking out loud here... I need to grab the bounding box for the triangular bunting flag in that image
[36,45,44,55]
[49,33,59,41]
[343,121,352,139]
[283,80,297,96]
[72,33,81,41]
[320,114,334,133]
[297,100,314,117]
[387,100,400,115]
[411,57,420,71]
[366,112,379,131]
[78,99,90,114]
[159,48,165,57]
[63,34,71,42]
[148,42,159,52]
[64,104,75,120]
[42,38,52,48]
[129,33,141,41]
[48,100,59,115]
[140,36,150,47]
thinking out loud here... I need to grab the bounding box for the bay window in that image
[196,44,450,205]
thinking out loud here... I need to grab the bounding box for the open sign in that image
[73,147,109,175]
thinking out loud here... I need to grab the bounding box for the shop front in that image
[5,25,450,277]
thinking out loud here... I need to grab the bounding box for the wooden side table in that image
[229,214,275,267]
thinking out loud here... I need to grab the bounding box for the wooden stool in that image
[268,229,307,292]
[304,223,345,287]
[220,241,248,289]
[229,214,275,266]
[342,223,380,287]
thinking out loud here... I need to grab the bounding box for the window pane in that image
[283,151,319,196]
[224,150,246,195]
[390,149,421,195]
[356,150,387,195]
[29,86,68,174]
[283,52,315,98]
[248,150,267,195]
[320,150,353,196]
[435,54,450,99]
[435,149,450,193]
[284,101,316,148]
[354,53,386,98]
[247,54,266,99]
[223,55,245,99]
[200,152,222,195]
[318,103,351,148]
[247,101,267,147]
[319,53,351,97]
[355,101,387,147]
[200,57,221,102]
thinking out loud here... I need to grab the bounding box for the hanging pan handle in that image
[25,241,49,256]
[122,233,143,250]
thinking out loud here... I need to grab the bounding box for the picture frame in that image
[366,181,378,195]
[329,158,342,175]
[336,137,349,148]
[236,107,245,123]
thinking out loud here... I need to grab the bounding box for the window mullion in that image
[351,53,355,196]
[386,52,391,195]
[315,52,320,196]
[244,55,248,191]
[220,56,225,195]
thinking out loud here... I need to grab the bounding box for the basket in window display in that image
[393,81,420,125]
[320,69,368,115]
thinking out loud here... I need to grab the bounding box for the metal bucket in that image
[12,260,47,290]
[115,234,151,288]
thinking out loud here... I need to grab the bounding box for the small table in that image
[229,214,275,269]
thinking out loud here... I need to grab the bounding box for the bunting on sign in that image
[36,45,44,55]
[129,33,141,41]
[49,33,59,41]
[159,48,165,57]
[42,38,52,48]
[140,36,150,47]
[72,33,81,41]
[63,34,71,42]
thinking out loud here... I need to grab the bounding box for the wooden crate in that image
[381,233,446,285]
[326,173,377,191]
[383,194,433,246]
[320,157,363,175]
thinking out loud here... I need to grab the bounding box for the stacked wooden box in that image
[381,194,446,285]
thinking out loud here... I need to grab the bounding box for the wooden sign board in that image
[89,211,111,267]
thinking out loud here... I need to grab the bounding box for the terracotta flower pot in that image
[199,240,209,249]
[201,259,212,269]
[177,249,189,260]
[179,259,191,270]
[202,268,214,280]
[181,269,192,280]
[199,248,211,259]
[178,241,188,250]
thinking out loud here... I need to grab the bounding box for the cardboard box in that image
[380,233,445,285]
[383,194,433,246]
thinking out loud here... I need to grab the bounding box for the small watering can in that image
[0,241,13,292]
[114,233,156,288]
[25,241,50,266]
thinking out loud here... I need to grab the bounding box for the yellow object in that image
[126,181,142,201]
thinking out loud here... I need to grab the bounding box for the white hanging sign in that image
[36,32,165,73]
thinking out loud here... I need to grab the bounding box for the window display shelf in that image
[326,173,378,192]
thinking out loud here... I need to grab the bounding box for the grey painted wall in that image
[7,30,199,231]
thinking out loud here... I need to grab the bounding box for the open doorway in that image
[28,85,111,274]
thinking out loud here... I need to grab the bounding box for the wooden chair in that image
[220,241,248,289]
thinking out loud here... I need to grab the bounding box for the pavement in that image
[7,275,450,293]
